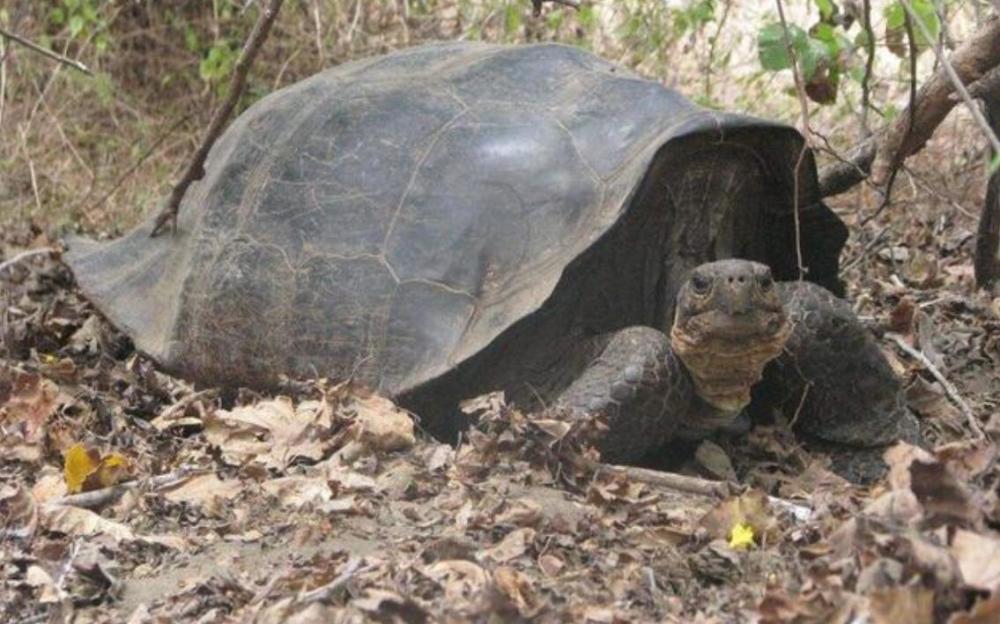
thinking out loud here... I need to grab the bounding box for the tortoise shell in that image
[67,42,846,399]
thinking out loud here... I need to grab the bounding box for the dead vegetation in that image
[3,1,1000,622]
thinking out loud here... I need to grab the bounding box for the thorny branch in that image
[150,0,285,237]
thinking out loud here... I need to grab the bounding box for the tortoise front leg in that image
[555,326,696,464]
[753,281,922,482]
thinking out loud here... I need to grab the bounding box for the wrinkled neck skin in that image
[669,310,791,432]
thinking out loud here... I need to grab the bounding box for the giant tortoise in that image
[67,42,917,480]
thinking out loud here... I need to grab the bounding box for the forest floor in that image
[2,134,1000,623]
[3,3,1000,622]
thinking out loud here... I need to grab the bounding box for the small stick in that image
[48,466,207,509]
[299,557,372,603]
[150,0,285,236]
[886,332,986,440]
[0,27,92,75]
[0,248,54,275]
[603,464,731,497]
[604,463,813,522]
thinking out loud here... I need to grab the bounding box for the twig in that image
[859,0,875,137]
[150,0,285,237]
[603,464,730,497]
[0,248,54,275]
[861,5,921,226]
[604,464,813,522]
[48,466,207,509]
[0,33,7,130]
[0,27,92,75]
[774,0,810,279]
[299,557,371,603]
[886,333,986,440]
[78,113,193,220]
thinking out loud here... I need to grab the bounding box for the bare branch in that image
[150,0,285,237]
[0,26,92,75]
[886,333,986,441]
[819,16,1000,197]
[873,2,1000,184]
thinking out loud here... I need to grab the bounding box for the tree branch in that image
[818,16,1000,197]
[0,27,92,75]
[150,0,285,237]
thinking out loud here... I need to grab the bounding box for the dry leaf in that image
[869,587,934,624]
[344,393,415,453]
[0,368,62,462]
[951,529,1000,592]
[493,566,542,617]
[162,473,243,512]
[262,476,333,509]
[478,528,535,564]
[205,396,333,470]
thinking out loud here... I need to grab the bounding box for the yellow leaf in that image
[729,522,755,550]
[64,444,100,494]
[90,453,131,490]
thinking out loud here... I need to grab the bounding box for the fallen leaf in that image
[493,566,543,617]
[948,591,1000,624]
[162,473,243,512]
[951,529,1000,592]
[344,393,415,453]
[262,476,333,509]
[868,587,933,624]
[478,528,535,564]
[205,396,333,470]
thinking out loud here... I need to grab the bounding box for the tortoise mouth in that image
[670,310,791,412]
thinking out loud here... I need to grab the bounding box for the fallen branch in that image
[150,0,285,236]
[299,557,372,603]
[886,333,986,440]
[603,463,731,497]
[603,464,813,522]
[48,466,207,509]
[0,27,92,75]
[818,16,1000,197]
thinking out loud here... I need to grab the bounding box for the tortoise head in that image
[670,259,791,414]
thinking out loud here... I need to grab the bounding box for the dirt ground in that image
[3,3,1000,623]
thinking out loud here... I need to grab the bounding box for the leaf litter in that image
[2,217,1000,622]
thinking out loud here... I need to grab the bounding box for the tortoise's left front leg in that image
[752,281,921,482]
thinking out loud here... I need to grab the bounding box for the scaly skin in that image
[557,259,917,483]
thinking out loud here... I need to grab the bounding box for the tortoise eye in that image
[690,273,712,295]
[757,270,774,291]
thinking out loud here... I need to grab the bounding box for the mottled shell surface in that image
[67,42,834,395]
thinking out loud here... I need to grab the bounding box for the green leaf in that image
[758,22,800,72]
[814,0,834,20]
[990,151,1000,176]
[50,7,66,25]
[68,14,85,38]
[884,0,940,50]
